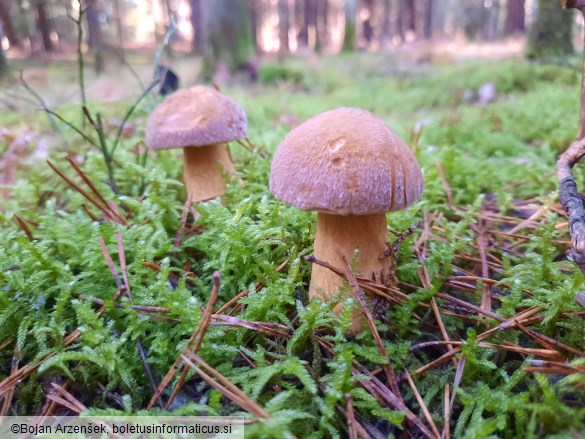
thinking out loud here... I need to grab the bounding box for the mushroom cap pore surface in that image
[146,85,248,149]
[269,107,423,215]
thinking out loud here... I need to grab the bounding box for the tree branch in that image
[557,138,585,270]
[557,2,585,271]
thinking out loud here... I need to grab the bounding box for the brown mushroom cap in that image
[146,86,248,150]
[269,107,423,215]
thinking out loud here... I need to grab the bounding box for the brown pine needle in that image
[410,340,563,360]
[65,156,126,224]
[523,360,585,375]
[345,394,359,439]
[508,204,550,234]
[76,294,170,314]
[0,340,12,353]
[517,323,585,357]
[174,196,193,247]
[182,351,270,419]
[404,369,441,439]
[81,204,99,221]
[435,161,454,208]
[435,292,513,322]
[13,214,34,241]
[216,287,256,315]
[414,213,458,366]
[450,356,466,413]
[0,344,20,415]
[49,383,87,413]
[340,255,402,400]
[210,314,291,338]
[471,217,492,313]
[37,381,73,421]
[99,236,123,288]
[47,160,123,224]
[317,337,434,439]
[304,255,409,302]
[164,272,220,408]
[148,272,220,410]
[236,138,255,154]
[443,383,451,439]
[142,261,161,271]
[116,231,132,302]
[45,395,82,414]
[357,368,434,438]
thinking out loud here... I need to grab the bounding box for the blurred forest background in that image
[0,0,581,82]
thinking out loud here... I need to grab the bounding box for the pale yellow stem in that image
[310,213,394,330]
[183,143,235,202]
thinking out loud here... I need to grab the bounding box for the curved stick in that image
[558,138,585,270]
[557,1,585,271]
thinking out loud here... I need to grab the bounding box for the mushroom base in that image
[183,143,236,203]
[310,212,395,332]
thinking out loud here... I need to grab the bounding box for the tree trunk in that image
[304,0,318,50]
[424,0,433,39]
[362,0,374,46]
[382,0,392,46]
[0,44,8,77]
[342,0,356,51]
[404,0,416,37]
[460,3,488,41]
[526,0,573,59]
[248,0,260,52]
[397,0,404,41]
[112,0,125,59]
[36,0,53,52]
[201,0,255,80]
[315,0,328,52]
[0,0,21,48]
[295,0,307,48]
[51,0,76,46]
[483,0,500,41]
[279,0,290,53]
[85,0,104,73]
[190,0,202,51]
[504,0,525,36]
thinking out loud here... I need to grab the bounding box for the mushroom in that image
[269,108,423,325]
[146,85,247,202]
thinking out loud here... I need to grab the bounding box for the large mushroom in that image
[146,85,247,202]
[270,108,423,325]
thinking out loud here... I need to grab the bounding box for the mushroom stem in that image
[183,143,236,202]
[310,212,395,315]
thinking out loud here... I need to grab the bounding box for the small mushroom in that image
[146,86,247,202]
[270,108,423,326]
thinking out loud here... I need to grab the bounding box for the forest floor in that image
[0,50,584,438]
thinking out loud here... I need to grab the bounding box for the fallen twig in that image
[557,0,585,271]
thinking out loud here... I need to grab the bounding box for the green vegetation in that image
[258,62,305,86]
[527,1,574,60]
[1,53,584,437]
